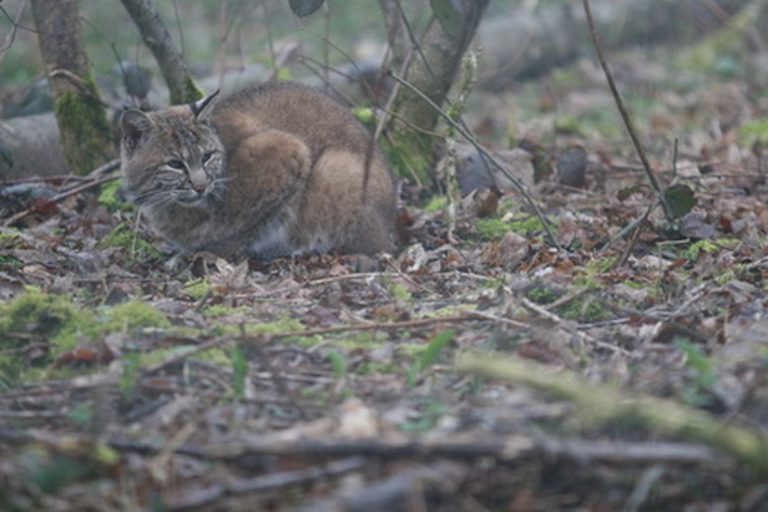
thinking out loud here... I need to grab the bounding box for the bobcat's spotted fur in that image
[119,82,396,260]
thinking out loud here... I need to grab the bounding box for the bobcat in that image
[119,82,397,260]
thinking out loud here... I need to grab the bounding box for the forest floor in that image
[2,46,768,511]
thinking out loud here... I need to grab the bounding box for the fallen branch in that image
[2,159,120,227]
[0,427,719,467]
[457,352,768,476]
[165,457,368,511]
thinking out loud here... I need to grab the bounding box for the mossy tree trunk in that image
[119,0,203,105]
[29,0,112,176]
[382,0,490,185]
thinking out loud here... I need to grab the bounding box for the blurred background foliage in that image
[1,0,501,88]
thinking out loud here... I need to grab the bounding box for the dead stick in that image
[582,0,671,221]
[388,71,559,248]
[3,164,120,227]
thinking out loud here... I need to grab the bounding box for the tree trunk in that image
[383,0,491,184]
[29,0,112,176]
[119,0,203,105]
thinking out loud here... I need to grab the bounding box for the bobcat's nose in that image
[188,167,208,194]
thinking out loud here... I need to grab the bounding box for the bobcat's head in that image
[119,92,227,213]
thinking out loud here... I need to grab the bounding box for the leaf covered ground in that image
[2,47,768,510]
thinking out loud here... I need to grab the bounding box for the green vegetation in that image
[555,295,613,323]
[675,338,718,408]
[327,350,348,380]
[406,330,455,386]
[202,305,251,317]
[684,239,740,262]
[424,195,449,213]
[230,344,248,398]
[381,134,433,183]
[526,285,561,305]
[98,179,133,212]
[476,214,553,241]
[0,291,170,382]
[98,223,162,263]
[740,119,768,145]
[182,279,212,300]
[53,74,113,175]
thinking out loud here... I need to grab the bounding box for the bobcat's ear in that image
[189,89,220,121]
[120,109,154,153]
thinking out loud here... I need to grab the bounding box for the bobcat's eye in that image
[202,151,216,164]
[167,159,186,170]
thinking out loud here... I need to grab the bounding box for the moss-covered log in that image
[457,353,768,476]
[29,0,113,175]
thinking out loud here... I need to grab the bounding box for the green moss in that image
[424,195,448,213]
[380,276,412,303]
[555,296,613,323]
[53,74,112,175]
[352,107,374,127]
[527,286,560,305]
[182,279,211,300]
[169,76,204,105]
[356,361,401,376]
[381,133,432,184]
[685,238,740,262]
[0,292,171,383]
[476,214,553,242]
[572,256,619,289]
[98,300,170,332]
[184,77,204,102]
[0,229,22,245]
[0,255,22,268]
[194,347,231,366]
[98,179,132,212]
[99,223,162,262]
[0,291,84,350]
[418,304,477,319]
[246,317,304,335]
[740,119,768,146]
[211,317,317,346]
[475,218,511,241]
[334,332,388,351]
[202,305,251,317]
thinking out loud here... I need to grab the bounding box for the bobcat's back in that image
[119,82,397,260]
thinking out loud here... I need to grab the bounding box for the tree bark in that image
[118,0,202,105]
[29,0,112,175]
[384,0,491,184]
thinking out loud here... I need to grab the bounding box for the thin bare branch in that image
[389,71,560,248]
[582,0,671,220]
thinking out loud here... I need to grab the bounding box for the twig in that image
[582,0,671,221]
[0,427,719,467]
[141,314,489,377]
[388,71,559,248]
[3,161,120,227]
[0,0,26,61]
[616,201,655,267]
[521,296,627,354]
[164,457,368,511]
